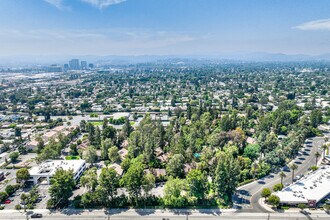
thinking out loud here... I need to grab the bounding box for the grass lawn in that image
[65,156,81,160]
[90,121,103,126]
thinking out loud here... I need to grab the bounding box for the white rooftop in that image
[29,160,85,177]
[275,165,330,204]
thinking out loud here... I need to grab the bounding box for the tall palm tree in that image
[321,144,328,159]
[251,161,259,179]
[315,151,321,165]
[279,171,286,185]
[289,163,298,183]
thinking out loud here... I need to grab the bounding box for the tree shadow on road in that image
[168,208,192,216]
[49,208,84,216]
[104,208,129,216]
[197,209,222,216]
[300,210,313,220]
[134,208,156,216]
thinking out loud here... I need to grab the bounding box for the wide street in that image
[0,209,329,220]
[233,129,328,212]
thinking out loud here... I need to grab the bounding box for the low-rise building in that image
[28,159,86,185]
[275,166,330,207]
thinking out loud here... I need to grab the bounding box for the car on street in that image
[282,167,290,172]
[31,213,43,218]
[4,199,11,204]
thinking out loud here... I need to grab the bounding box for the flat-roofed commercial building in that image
[275,165,330,207]
[28,160,86,185]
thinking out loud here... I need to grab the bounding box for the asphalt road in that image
[234,132,327,213]
[0,210,329,220]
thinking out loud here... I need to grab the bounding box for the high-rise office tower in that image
[81,61,87,70]
[69,59,80,70]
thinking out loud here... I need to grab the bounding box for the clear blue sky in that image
[0,0,330,56]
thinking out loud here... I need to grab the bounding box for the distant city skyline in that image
[0,0,330,57]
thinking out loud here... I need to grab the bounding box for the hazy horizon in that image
[0,0,330,58]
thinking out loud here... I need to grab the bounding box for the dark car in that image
[282,166,290,172]
[31,213,43,218]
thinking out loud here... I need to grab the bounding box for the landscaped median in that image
[65,156,81,160]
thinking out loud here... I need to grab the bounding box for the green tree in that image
[102,118,108,130]
[5,185,17,196]
[166,154,185,178]
[273,183,283,192]
[243,144,260,160]
[279,171,286,185]
[82,145,97,164]
[298,203,307,213]
[80,168,98,192]
[69,143,78,156]
[15,127,22,138]
[268,194,280,208]
[261,188,271,198]
[0,192,8,203]
[20,193,28,212]
[289,163,298,183]
[122,118,133,138]
[36,136,45,153]
[102,126,117,141]
[100,138,112,160]
[48,168,75,208]
[16,168,30,183]
[213,151,240,205]
[321,144,328,159]
[310,109,322,128]
[108,146,120,163]
[163,177,187,208]
[186,169,208,201]
[36,143,58,163]
[94,126,101,147]
[142,173,155,197]
[315,151,321,165]
[98,167,119,203]
[9,152,19,162]
[120,160,145,205]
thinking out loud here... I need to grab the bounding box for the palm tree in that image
[279,171,286,185]
[315,151,321,165]
[289,163,298,183]
[251,161,259,179]
[321,144,328,159]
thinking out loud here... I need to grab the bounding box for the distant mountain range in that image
[1,52,330,66]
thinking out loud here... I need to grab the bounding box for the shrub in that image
[73,195,82,209]
[323,204,330,213]
[26,204,34,209]
[298,203,307,210]
[273,183,283,192]
[310,165,318,171]
[46,199,55,209]
[268,194,280,208]
[5,185,17,196]
[0,192,8,203]
[9,152,19,162]
[261,188,271,198]
[15,204,21,210]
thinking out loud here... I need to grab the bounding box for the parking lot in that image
[0,169,17,192]
[1,183,50,210]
